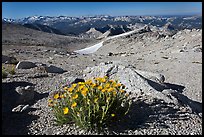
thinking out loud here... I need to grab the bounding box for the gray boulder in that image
[15,85,35,104]
[2,55,18,64]
[45,65,65,73]
[16,61,37,69]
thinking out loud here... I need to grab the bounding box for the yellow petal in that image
[68,87,73,92]
[60,94,64,98]
[97,86,103,90]
[63,87,68,91]
[81,90,87,96]
[71,102,77,108]
[101,89,106,92]
[72,83,77,88]
[54,93,59,99]
[120,89,125,93]
[101,78,106,83]
[63,107,69,114]
[78,82,85,85]
[72,94,78,99]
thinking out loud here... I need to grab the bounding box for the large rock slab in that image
[83,63,178,104]
[16,61,37,69]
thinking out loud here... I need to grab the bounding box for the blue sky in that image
[2,2,202,19]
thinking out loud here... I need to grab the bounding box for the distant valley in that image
[3,15,202,38]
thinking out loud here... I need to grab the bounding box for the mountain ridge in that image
[3,15,202,36]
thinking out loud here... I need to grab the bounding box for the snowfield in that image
[74,29,140,54]
[74,41,104,54]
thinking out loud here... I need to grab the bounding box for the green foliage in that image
[2,66,8,78]
[48,76,132,132]
[10,64,16,75]
[2,64,16,78]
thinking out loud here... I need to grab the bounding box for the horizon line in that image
[2,13,202,19]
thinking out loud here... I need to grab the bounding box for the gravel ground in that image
[2,29,202,135]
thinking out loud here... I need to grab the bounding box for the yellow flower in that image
[91,83,95,86]
[72,94,78,99]
[85,79,93,85]
[109,79,114,82]
[68,87,74,92]
[104,76,108,79]
[81,88,88,96]
[101,89,106,93]
[97,86,103,90]
[120,89,125,93]
[78,82,85,85]
[96,77,102,82]
[105,83,110,88]
[54,93,59,99]
[72,83,77,88]
[60,94,64,98]
[95,77,100,81]
[111,113,115,117]
[48,99,53,103]
[117,83,122,87]
[113,91,117,96]
[112,83,117,88]
[107,87,114,92]
[79,85,84,90]
[71,102,77,108]
[91,83,96,87]
[100,78,106,83]
[63,107,69,114]
[63,87,68,91]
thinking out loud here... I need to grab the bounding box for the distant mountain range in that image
[2,15,202,37]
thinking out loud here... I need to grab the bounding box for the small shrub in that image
[9,64,16,75]
[2,64,16,78]
[48,76,132,132]
[2,66,8,78]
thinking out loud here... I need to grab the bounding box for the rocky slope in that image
[2,26,202,135]
[2,22,98,52]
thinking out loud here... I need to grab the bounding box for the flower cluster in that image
[48,76,132,131]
